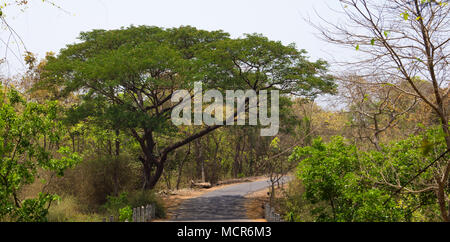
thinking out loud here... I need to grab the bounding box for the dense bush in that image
[288,128,447,222]
[119,206,132,222]
[47,153,142,212]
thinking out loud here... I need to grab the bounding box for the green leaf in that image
[401,11,409,21]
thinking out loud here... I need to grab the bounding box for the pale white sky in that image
[1,0,351,76]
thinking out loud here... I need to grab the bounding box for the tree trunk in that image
[112,130,121,196]
[176,161,185,190]
[438,115,450,222]
[233,140,241,178]
[115,130,120,156]
[194,139,204,182]
[141,157,154,190]
[436,182,449,222]
[270,182,275,207]
[141,155,166,190]
[164,171,172,190]
[134,124,224,190]
[176,144,191,190]
[72,134,76,152]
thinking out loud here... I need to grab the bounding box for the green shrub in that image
[289,136,404,222]
[119,206,133,222]
[14,193,59,222]
[288,128,447,222]
[101,192,128,218]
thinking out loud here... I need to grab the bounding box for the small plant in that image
[14,193,59,222]
[101,192,128,218]
[119,206,132,222]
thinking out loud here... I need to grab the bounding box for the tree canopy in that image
[39,25,335,189]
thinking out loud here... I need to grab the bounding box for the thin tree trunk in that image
[176,144,191,190]
[233,140,241,178]
[438,116,450,221]
[115,130,120,156]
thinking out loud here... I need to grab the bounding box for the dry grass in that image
[47,196,102,222]
[245,188,270,221]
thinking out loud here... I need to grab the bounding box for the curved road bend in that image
[171,177,290,222]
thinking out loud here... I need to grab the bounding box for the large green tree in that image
[40,26,335,189]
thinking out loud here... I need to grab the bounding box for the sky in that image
[0,0,351,108]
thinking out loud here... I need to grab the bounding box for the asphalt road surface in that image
[172,177,290,221]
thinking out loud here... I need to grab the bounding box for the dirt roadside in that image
[244,181,291,222]
[244,188,270,222]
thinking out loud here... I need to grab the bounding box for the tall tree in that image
[39,26,335,189]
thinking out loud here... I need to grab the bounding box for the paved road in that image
[172,177,290,221]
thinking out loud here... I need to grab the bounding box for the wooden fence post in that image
[137,206,141,222]
[144,205,148,222]
[145,205,150,222]
[140,206,145,222]
[129,204,156,222]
